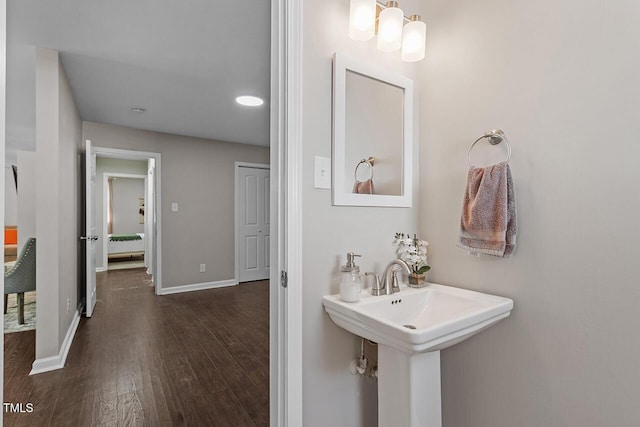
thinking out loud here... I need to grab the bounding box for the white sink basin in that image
[322,283,513,354]
[322,282,513,427]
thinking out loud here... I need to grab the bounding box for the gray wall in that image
[301,1,419,426]
[95,157,147,270]
[83,121,270,289]
[35,48,82,358]
[418,0,640,426]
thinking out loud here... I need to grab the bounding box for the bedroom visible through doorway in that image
[106,174,146,270]
[95,157,149,272]
[90,147,162,296]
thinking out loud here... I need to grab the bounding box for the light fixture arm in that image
[375,1,419,24]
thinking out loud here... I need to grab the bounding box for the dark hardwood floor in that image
[4,268,269,426]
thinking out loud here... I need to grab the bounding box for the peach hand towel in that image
[457,162,517,257]
[353,179,374,194]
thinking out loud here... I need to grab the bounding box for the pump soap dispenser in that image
[340,252,362,303]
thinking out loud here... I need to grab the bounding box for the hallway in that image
[4,269,269,426]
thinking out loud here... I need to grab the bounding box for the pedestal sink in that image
[322,283,513,427]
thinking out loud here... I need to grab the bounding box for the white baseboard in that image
[96,266,107,272]
[158,278,237,295]
[30,309,81,375]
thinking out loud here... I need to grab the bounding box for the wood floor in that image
[4,268,269,426]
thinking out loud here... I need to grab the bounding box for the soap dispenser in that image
[340,252,362,303]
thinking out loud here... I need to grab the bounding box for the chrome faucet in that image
[366,259,411,296]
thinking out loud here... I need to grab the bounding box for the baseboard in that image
[158,278,237,295]
[96,266,107,272]
[30,309,81,375]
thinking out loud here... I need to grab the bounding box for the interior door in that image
[238,166,270,282]
[83,140,98,316]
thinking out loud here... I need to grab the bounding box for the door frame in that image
[92,146,162,294]
[235,162,270,283]
[271,0,303,425]
[0,0,7,419]
[0,0,301,423]
[101,172,147,272]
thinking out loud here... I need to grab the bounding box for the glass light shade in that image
[401,18,426,62]
[349,0,377,41]
[377,5,404,52]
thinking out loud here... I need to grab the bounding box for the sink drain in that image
[403,324,416,330]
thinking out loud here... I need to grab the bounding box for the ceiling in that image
[6,0,271,163]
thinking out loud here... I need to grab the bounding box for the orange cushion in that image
[5,228,17,245]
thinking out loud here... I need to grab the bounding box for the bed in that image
[108,233,145,256]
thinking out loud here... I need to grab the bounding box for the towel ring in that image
[467,129,512,167]
[354,157,375,181]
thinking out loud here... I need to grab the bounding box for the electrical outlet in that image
[66,298,70,314]
[200,264,206,272]
[171,202,179,212]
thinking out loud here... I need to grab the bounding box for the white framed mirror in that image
[332,52,413,207]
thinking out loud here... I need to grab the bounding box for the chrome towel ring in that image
[354,157,375,181]
[467,129,511,167]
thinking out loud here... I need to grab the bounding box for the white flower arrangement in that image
[393,233,431,275]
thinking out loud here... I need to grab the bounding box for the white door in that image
[237,166,270,282]
[84,140,98,316]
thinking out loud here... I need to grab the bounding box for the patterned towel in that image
[457,162,517,257]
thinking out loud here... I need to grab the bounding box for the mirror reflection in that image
[345,70,404,196]
[332,53,413,207]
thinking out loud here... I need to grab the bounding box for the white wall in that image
[35,48,82,360]
[418,0,640,426]
[17,151,36,251]
[4,166,17,225]
[94,157,147,270]
[301,1,420,426]
[83,121,270,289]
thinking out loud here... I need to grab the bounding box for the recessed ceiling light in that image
[235,96,264,107]
[131,107,146,113]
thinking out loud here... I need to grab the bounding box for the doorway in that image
[89,146,162,296]
[1,1,300,424]
[102,173,147,271]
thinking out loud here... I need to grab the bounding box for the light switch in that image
[171,203,179,212]
[314,156,331,189]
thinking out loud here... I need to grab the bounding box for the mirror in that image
[332,52,413,207]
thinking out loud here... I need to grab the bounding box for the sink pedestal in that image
[322,284,513,426]
[378,346,442,427]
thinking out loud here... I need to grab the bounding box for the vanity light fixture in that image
[235,95,264,107]
[401,15,427,62]
[349,0,377,41]
[348,0,427,62]
[377,1,404,52]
